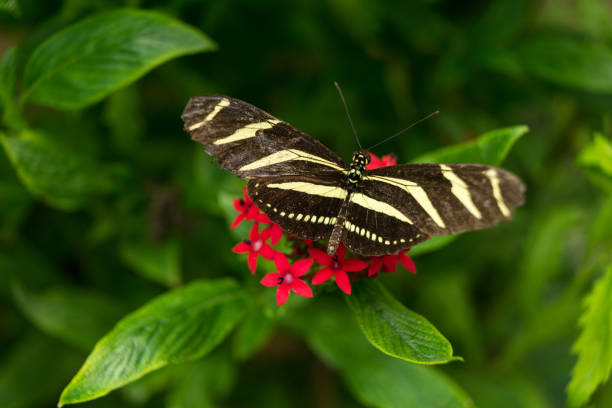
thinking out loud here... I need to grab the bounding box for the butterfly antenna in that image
[334,81,362,150]
[366,110,440,151]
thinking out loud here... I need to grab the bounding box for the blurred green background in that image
[1,0,611,407]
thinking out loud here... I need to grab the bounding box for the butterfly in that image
[182,95,525,256]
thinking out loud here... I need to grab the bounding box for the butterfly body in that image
[182,95,525,256]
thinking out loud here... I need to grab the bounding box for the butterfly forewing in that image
[182,96,346,179]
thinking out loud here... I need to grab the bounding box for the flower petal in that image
[247,251,258,274]
[246,205,260,220]
[230,213,245,229]
[342,259,368,272]
[312,267,334,285]
[291,279,313,298]
[233,198,244,212]
[261,273,281,287]
[336,242,346,260]
[368,257,383,276]
[334,270,351,294]
[259,244,276,260]
[291,258,314,277]
[382,256,399,273]
[309,248,331,266]
[269,224,283,244]
[274,253,290,274]
[399,254,416,274]
[276,284,290,306]
[232,242,250,253]
[249,223,259,241]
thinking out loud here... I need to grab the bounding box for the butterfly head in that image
[348,151,370,184]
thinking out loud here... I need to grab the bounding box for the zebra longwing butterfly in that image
[182,95,525,256]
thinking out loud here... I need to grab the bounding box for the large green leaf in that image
[576,132,612,192]
[119,238,182,287]
[518,34,612,93]
[567,262,612,407]
[0,333,81,408]
[298,301,473,408]
[59,279,248,406]
[232,308,274,361]
[0,130,120,210]
[346,280,458,364]
[412,125,528,165]
[12,283,126,351]
[22,9,216,109]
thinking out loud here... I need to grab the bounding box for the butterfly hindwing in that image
[246,175,346,240]
[364,163,525,236]
[182,96,346,179]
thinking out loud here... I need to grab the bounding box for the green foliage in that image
[346,280,458,364]
[568,262,612,407]
[0,130,121,209]
[412,125,528,165]
[22,9,216,110]
[58,279,247,406]
[1,1,611,407]
[119,237,182,287]
[518,34,612,93]
[577,133,612,191]
[298,301,473,408]
[12,283,126,350]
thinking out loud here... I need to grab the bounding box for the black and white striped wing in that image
[342,163,525,256]
[182,96,346,179]
[246,175,346,240]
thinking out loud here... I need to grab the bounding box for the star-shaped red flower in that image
[368,249,416,276]
[231,186,268,229]
[232,223,276,274]
[366,152,397,170]
[309,243,368,294]
[259,214,284,245]
[260,254,313,306]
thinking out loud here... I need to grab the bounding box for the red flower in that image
[309,243,368,294]
[260,254,313,306]
[260,215,284,245]
[231,187,268,229]
[366,152,397,170]
[232,223,276,274]
[368,250,416,276]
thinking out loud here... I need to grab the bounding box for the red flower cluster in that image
[230,152,417,306]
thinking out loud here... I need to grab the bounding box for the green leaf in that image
[346,280,458,364]
[12,283,126,350]
[567,262,612,407]
[518,34,612,93]
[576,132,612,192]
[232,308,274,360]
[412,125,528,165]
[59,279,247,406]
[409,234,459,257]
[0,46,17,108]
[0,333,81,408]
[119,238,182,287]
[0,0,20,16]
[22,9,216,109]
[0,130,119,210]
[298,301,473,408]
[166,354,236,408]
